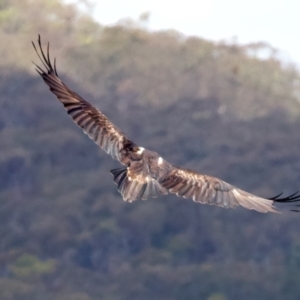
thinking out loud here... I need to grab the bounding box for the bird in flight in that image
[32,35,300,213]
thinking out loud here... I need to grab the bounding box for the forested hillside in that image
[1,0,300,299]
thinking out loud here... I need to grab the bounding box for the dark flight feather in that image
[32,35,135,164]
[32,35,300,213]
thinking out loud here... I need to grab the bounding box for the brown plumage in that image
[32,35,300,213]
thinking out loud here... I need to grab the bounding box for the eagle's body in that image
[32,36,300,213]
[111,147,171,201]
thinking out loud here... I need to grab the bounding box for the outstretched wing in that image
[159,166,300,213]
[32,35,135,164]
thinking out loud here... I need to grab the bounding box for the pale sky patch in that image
[66,0,300,66]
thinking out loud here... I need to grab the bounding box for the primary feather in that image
[32,35,300,213]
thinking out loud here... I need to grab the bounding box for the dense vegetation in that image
[1,0,300,299]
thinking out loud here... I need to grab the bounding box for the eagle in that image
[32,35,300,213]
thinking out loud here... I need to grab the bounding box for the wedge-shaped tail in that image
[110,168,167,202]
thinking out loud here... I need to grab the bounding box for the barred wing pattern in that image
[33,36,300,213]
[160,166,299,213]
[32,36,132,164]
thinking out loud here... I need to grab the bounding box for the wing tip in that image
[269,191,300,213]
[269,191,300,202]
[32,35,58,76]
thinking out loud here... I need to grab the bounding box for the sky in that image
[69,0,300,66]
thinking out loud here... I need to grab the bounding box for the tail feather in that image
[110,168,127,189]
[110,168,167,202]
[141,179,167,200]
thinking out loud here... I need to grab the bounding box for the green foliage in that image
[207,293,227,300]
[10,254,56,278]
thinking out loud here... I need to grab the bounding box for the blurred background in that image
[1,0,300,299]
